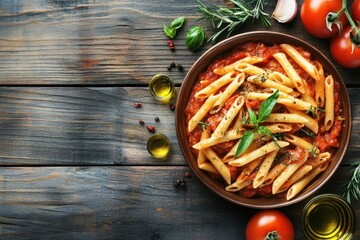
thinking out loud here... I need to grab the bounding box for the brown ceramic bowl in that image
[175,31,352,208]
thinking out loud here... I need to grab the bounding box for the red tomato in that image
[330,25,360,68]
[301,0,347,39]
[352,0,360,22]
[246,210,294,240]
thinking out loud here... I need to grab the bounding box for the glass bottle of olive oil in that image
[302,194,355,240]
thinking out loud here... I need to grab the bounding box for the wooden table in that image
[0,0,359,239]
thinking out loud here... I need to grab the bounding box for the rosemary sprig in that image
[343,162,360,203]
[196,0,271,43]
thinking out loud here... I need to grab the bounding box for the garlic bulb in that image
[272,0,298,23]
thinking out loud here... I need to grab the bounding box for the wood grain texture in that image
[0,87,357,165]
[0,0,359,85]
[0,166,358,240]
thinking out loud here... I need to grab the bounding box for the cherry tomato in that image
[330,25,360,68]
[246,210,294,240]
[301,0,347,39]
[352,0,360,22]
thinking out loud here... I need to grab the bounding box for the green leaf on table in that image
[163,25,176,38]
[258,90,279,123]
[186,25,205,51]
[170,16,185,29]
[234,130,254,158]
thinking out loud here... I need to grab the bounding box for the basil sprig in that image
[234,90,280,158]
[163,16,185,39]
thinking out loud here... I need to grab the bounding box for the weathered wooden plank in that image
[0,166,358,240]
[0,0,359,85]
[0,87,358,165]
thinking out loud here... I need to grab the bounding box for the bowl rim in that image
[175,31,352,208]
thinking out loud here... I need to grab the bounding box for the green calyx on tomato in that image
[246,210,294,240]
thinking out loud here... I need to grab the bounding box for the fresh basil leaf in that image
[163,25,176,39]
[170,16,185,30]
[186,25,205,51]
[235,130,254,158]
[257,126,272,136]
[258,90,279,123]
[248,108,257,127]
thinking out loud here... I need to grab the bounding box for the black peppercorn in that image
[155,117,160,122]
[139,120,145,126]
[177,64,183,71]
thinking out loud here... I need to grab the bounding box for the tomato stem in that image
[342,0,360,45]
[265,231,281,240]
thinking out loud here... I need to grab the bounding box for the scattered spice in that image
[146,125,156,133]
[167,39,175,51]
[169,104,175,111]
[133,102,142,108]
[139,120,145,126]
[183,171,191,178]
[155,117,160,122]
[171,62,176,68]
[174,178,186,188]
[177,63,183,71]
[167,65,172,71]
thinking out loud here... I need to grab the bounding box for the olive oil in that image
[302,194,355,240]
[147,133,171,159]
[149,74,174,102]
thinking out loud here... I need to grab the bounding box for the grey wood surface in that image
[0,0,359,239]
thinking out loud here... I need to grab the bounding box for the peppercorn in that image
[139,120,145,126]
[174,178,186,189]
[167,65,172,71]
[146,125,156,133]
[169,104,175,111]
[133,102,142,108]
[177,64,183,71]
[171,62,176,68]
[155,117,160,122]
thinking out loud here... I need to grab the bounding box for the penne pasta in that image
[272,150,309,194]
[280,44,320,81]
[195,71,237,99]
[287,108,318,133]
[235,63,267,76]
[211,73,245,114]
[286,163,329,200]
[324,75,335,131]
[229,141,289,167]
[268,71,295,88]
[199,162,219,174]
[253,150,278,188]
[226,179,252,192]
[284,134,320,156]
[277,165,313,193]
[188,93,221,132]
[192,128,245,150]
[212,96,245,139]
[214,56,264,75]
[273,52,306,94]
[197,127,211,166]
[247,75,294,94]
[315,61,325,107]
[265,113,309,124]
[203,148,231,184]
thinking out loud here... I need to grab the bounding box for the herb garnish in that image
[163,16,185,39]
[198,121,209,131]
[235,90,280,158]
[343,161,360,203]
[196,0,271,43]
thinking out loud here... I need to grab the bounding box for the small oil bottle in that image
[149,74,174,103]
[147,133,171,160]
[302,194,355,240]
